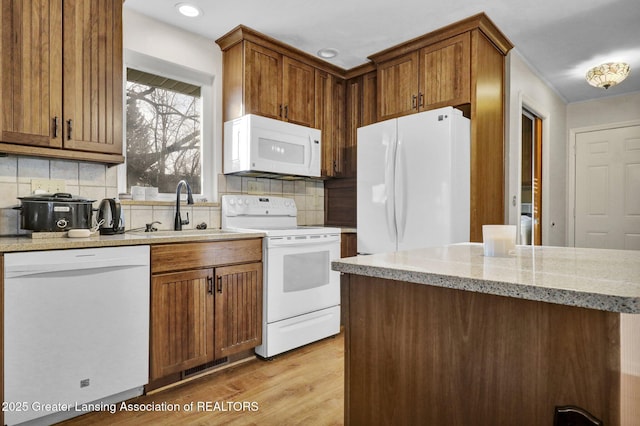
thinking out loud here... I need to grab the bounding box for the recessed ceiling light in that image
[317,48,339,59]
[176,3,202,18]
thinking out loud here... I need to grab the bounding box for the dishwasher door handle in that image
[5,259,149,279]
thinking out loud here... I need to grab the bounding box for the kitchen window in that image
[121,50,215,201]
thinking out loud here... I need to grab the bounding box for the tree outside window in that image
[126,68,202,194]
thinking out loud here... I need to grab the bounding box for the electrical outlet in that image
[247,181,264,195]
[31,178,67,194]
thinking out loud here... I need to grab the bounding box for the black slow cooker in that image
[16,193,95,232]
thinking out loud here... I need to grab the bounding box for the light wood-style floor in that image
[60,333,344,426]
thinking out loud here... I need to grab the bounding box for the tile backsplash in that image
[0,155,324,236]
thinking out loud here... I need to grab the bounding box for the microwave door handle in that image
[308,135,313,168]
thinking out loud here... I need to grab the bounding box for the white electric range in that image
[221,195,341,358]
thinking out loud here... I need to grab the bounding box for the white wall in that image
[567,92,640,128]
[123,8,223,198]
[506,50,568,246]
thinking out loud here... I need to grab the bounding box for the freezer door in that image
[396,107,470,251]
[357,119,398,254]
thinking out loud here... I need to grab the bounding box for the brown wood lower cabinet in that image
[150,269,214,380]
[149,239,262,385]
[214,263,263,359]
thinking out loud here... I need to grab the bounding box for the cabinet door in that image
[419,32,470,109]
[316,70,334,177]
[282,56,315,127]
[0,0,62,148]
[150,269,214,380]
[214,262,263,359]
[62,0,122,154]
[361,71,377,127]
[377,51,418,121]
[318,72,346,177]
[244,41,282,121]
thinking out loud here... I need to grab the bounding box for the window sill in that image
[119,200,220,208]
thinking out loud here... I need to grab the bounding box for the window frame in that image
[120,49,215,202]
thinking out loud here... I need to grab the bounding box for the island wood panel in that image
[469,29,505,241]
[0,0,62,148]
[62,0,122,154]
[214,263,263,359]
[1,254,3,426]
[345,274,620,426]
[150,239,262,274]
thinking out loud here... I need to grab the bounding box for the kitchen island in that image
[332,243,640,426]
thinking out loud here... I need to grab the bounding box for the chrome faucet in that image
[174,180,194,230]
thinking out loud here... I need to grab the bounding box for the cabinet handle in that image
[217,276,223,293]
[66,119,73,140]
[418,92,424,107]
[412,95,417,109]
[279,104,283,118]
[53,116,59,138]
[207,276,213,294]
[284,105,289,119]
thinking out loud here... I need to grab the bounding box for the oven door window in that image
[283,251,329,292]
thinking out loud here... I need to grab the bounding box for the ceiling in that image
[124,0,640,104]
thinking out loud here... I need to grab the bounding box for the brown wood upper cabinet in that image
[316,71,346,177]
[0,0,123,159]
[217,25,350,177]
[377,32,470,121]
[223,40,315,127]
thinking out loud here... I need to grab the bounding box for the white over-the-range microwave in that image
[223,114,321,179]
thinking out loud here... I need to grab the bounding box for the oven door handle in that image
[267,238,340,249]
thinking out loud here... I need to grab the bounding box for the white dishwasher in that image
[3,245,150,426]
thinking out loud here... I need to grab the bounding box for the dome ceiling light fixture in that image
[175,3,202,18]
[317,48,339,59]
[585,62,631,89]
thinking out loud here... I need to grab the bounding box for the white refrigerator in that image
[357,106,470,254]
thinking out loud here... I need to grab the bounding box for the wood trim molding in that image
[368,12,513,64]
[216,25,347,76]
[216,13,512,81]
[0,142,124,165]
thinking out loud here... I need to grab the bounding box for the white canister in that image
[482,225,516,257]
[131,186,146,201]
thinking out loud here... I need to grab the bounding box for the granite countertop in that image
[0,229,265,253]
[332,243,640,314]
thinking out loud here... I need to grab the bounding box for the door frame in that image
[567,119,640,247]
[511,92,550,245]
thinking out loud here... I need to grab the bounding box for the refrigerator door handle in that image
[385,135,397,241]
[395,136,407,243]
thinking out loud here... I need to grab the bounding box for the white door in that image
[575,125,640,249]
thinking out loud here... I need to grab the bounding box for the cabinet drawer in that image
[151,238,262,274]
